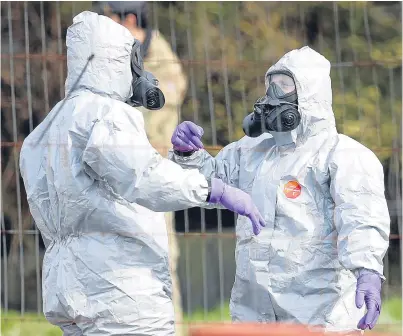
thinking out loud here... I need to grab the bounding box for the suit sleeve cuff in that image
[173,149,196,157]
[353,268,386,282]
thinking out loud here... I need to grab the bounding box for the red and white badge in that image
[283,180,301,199]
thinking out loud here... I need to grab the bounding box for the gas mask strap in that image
[127,40,166,110]
[131,40,144,78]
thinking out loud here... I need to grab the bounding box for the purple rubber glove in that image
[171,121,204,152]
[355,269,382,330]
[208,178,266,235]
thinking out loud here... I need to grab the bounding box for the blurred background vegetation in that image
[2,1,401,156]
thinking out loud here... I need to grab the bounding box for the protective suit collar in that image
[65,11,135,101]
[269,130,297,147]
[265,46,336,146]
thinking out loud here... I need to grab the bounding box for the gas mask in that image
[242,70,300,138]
[127,40,165,110]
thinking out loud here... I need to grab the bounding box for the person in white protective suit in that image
[19,11,265,336]
[170,46,390,334]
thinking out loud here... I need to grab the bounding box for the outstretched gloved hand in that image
[208,178,265,235]
[355,269,382,330]
[171,121,204,152]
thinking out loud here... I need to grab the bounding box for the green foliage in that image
[153,2,401,162]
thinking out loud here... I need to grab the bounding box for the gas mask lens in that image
[268,73,296,96]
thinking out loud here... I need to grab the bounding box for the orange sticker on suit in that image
[283,181,301,199]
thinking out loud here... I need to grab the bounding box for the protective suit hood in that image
[265,46,336,145]
[65,11,134,101]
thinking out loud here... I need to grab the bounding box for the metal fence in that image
[1,1,402,334]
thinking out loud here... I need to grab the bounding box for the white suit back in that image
[20,11,210,335]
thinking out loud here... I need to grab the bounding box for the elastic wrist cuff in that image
[173,149,196,157]
[208,178,225,204]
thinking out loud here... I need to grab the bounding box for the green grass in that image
[373,297,402,334]
[184,303,231,323]
[382,298,402,322]
[1,298,401,336]
[1,310,62,336]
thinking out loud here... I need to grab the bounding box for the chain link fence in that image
[1,1,402,334]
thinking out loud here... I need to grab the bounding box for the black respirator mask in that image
[126,40,165,110]
[242,70,300,137]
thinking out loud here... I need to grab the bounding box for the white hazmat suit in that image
[169,47,390,332]
[19,11,211,335]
